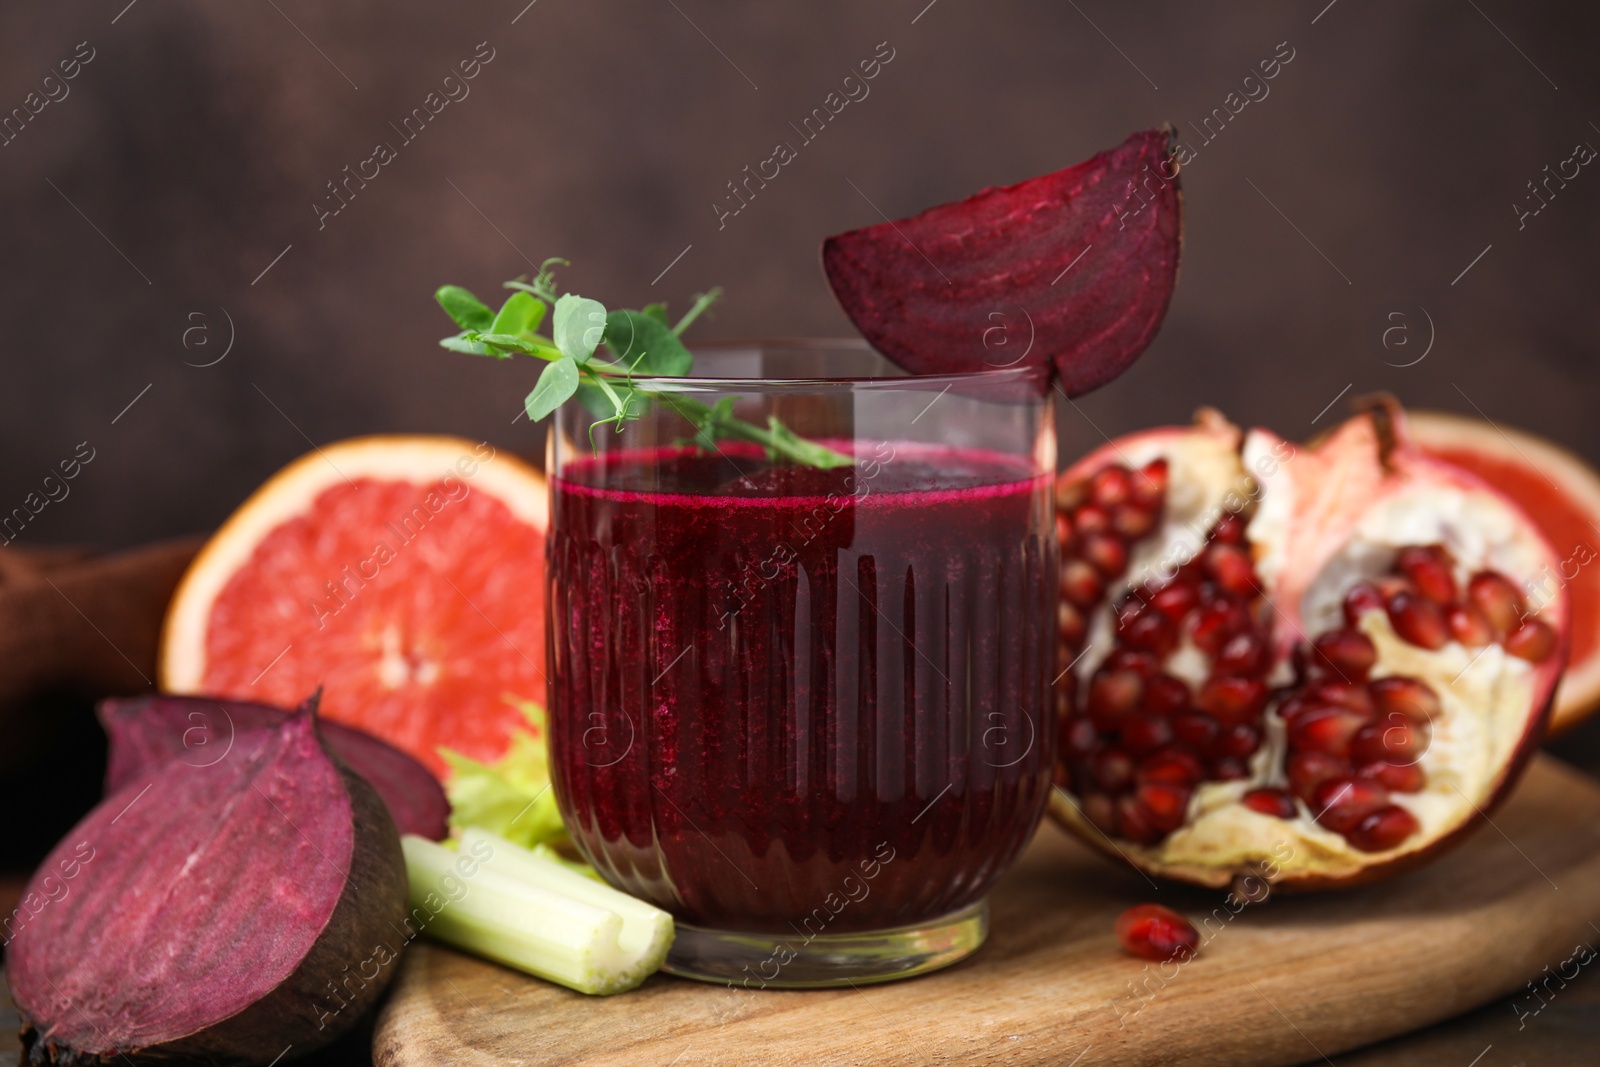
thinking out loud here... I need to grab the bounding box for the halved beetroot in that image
[98,692,451,840]
[822,128,1181,395]
[1048,399,1566,890]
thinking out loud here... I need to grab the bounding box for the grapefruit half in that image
[160,435,547,776]
[1409,410,1600,733]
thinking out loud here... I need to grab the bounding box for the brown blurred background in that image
[2,3,1600,1061]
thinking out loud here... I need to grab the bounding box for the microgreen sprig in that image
[435,259,851,469]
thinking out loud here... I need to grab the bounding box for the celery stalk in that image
[402,834,673,995]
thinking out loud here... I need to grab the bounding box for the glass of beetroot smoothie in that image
[546,340,1056,986]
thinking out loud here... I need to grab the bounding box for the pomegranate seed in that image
[1397,545,1458,604]
[1347,805,1419,851]
[1115,904,1199,963]
[1211,513,1247,544]
[1062,559,1105,609]
[1357,760,1425,793]
[1120,712,1174,756]
[1116,795,1162,844]
[1137,747,1205,787]
[1082,535,1129,578]
[1081,791,1117,834]
[1342,581,1386,626]
[1122,610,1178,656]
[1386,591,1449,650]
[1369,676,1441,723]
[1218,723,1263,759]
[1376,575,1417,600]
[1111,504,1158,540]
[1288,705,1369,757]
[1150,583,1199,622]
[1467,571,1525,638]
[1088,669,1145,728]
[1057,476,1089,512]
[1131,459,1168,509]
[1105,648,1160,678]
[1142,673,1191,716]
[1190,600,1248,655]
[1137,782,1192,832]
[1091,465,1133,507]
[1215,632,1269,676]
[1209,756,1251,780]
[1444,602,1494,646]
[1196,676,1269,726]
[1241,788,1298,819]
[1204,543,1258,597]
[1055,512,1076,553]
[1312,777,1389,833]
[1288,751,1351,802]
[1310,629,1377,681]
[1092,748,1135,793]
[1351,717,1430,765]
[1059,601,1087,647]
[1171,712,1220,752]
[1275,694,1315,722]
[1305,681,1375,715]
[1061,716,1099,757]
[1075,504,1111,536]
[1505,618,1558,663]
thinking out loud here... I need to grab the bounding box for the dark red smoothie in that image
[548,442,1055,933]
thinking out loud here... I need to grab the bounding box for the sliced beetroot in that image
[99,692,450,840]
[822,128,1182,395]
[8,709,408,1064]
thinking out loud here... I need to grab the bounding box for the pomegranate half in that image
[1047,401,1567,889]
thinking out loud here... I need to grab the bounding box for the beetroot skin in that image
[822,127,1182,396]
[99,693,451,840]
[7,709,408,1065]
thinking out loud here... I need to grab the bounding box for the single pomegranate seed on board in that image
[1088,669,1145,728]
[1142,673,1191,716]
[1397,545,1458,604]
[1115,904,1199,963]
[1171,712,1220,752]
[1137,747,1205,787]
[1386,591,1449,650]
[1150,582,1199,622]
[1288,705,1369,757]
[1131,459,1168,509]
[1347,805,1420,852]
[1204,543,1258,597]
[1197,676,1269,726]
[1075,504,1111,536]
[1288,750,1351,802]
[1356,760,1426,793]
[1062,559,1105,608]
[1211,513,1247,544]
[1216,632,1269,676]
[1092,748,1135,793]
[1116,795,1163,844]
[1082,534,1129,578]
[1312,777,1390,834]
[1445,602,1495,647]
[1310,629,1378,681]
[1467,571,1526,638]
[1241,788,1298,819]
[1351,717,1430,765]
[1091,465,1133,507]
[1369,676,1442,723]
[1137,782,1192,832]
[1342,581,1385,626]
[1120,712,1174,756]
[1111,504,1158,539]
[1505,618,1558,663]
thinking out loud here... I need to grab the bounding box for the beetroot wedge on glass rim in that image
[1048,399,1566,891]
[822,128,1181,394]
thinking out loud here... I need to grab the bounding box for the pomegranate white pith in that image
[1048,405,1566,890]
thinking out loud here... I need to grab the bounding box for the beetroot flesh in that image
[99,693,451,840]
[7,709,408,1065]
[822,128,1182,396]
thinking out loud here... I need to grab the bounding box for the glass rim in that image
[632,337,1051,390]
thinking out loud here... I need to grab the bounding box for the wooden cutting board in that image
[374,755,1600,1067]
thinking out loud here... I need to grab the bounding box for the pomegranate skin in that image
[8,709,409,1065]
